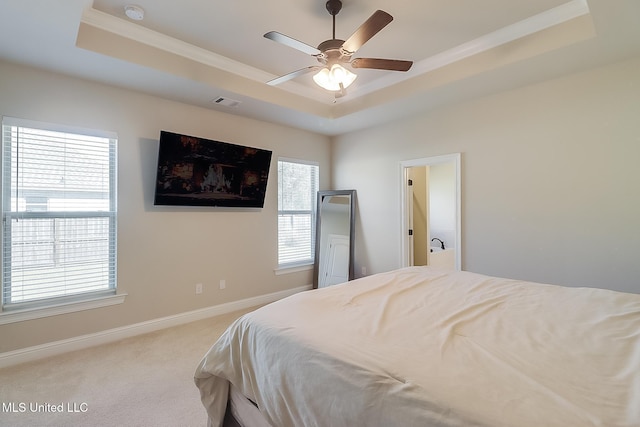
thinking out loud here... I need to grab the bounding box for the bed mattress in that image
[195,267,640,427]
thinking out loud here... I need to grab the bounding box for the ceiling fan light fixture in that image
[313,64,357,92]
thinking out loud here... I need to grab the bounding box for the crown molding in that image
[350,0,590,98]
[80,7,330,103]
[79,1,590,105]
[80,8,267,80]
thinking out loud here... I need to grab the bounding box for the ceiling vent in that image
[212,97,241,108]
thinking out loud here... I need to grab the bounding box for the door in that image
[407,166,429,266]
[320,234,350,287]
[400,153,462,270]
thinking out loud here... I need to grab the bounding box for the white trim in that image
[0,293,127,325]
[79,8,327,103]
[277,156,319,167]
[80,7,269,83]
[274,264,313,275]
[80,1,589,105]
[2,116,118,139]
[0,285,311,369]
[351,0,590,98]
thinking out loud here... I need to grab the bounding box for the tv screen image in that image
[154,131,272,208]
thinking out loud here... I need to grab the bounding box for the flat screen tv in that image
[154,131,272,208]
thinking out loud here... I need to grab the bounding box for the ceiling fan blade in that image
[267,66,323,86]
[264,31,321,56]
[351,58,413,72]
[341,10,393,54]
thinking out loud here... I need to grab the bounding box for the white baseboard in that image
[0,285,311,369]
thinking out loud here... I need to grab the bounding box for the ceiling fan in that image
[264,0,413,96]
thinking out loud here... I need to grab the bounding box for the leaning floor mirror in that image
[313,190,356,289]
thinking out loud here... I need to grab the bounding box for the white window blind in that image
[2,117,117,309]
[278,159,319,266]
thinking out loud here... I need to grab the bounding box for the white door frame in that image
[400,153,462,270]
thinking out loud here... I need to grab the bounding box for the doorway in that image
[400,154,461,270]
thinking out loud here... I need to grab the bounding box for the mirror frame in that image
[313,190,356,289]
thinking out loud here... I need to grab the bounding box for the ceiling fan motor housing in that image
[264,0,412,88]
[317,39,352,66]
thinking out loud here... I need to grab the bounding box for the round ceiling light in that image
[124,5,145,21]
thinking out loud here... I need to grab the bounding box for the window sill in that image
[274,263,313,276]
[0,293,127,325]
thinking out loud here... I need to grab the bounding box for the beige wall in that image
[333,57,640,294]
[0,61,331,353]
[2,56,639,354]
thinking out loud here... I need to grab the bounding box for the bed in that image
[194,266,640,427]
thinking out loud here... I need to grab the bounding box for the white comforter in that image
[194,267,640,427]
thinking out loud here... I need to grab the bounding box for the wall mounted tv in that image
[154,131,272,208]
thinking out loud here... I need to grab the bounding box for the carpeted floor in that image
[0,306,257,427]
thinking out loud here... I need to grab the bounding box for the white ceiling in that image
[1,0,639,135]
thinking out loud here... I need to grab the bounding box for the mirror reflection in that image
[313,190,355,289]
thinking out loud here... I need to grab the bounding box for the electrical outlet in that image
[195,283,203,294]
[361,266,367,276]
[219,279,226,290]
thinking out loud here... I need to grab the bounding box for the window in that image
[2,117,117,311]
[277,159,319,267]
